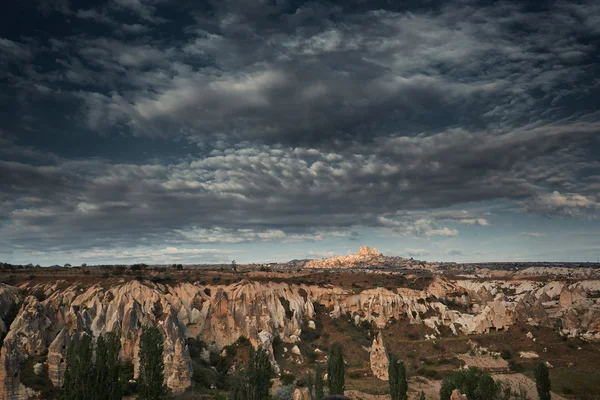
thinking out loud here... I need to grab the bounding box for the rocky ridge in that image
[0,277,598,399]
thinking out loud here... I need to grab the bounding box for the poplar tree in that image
[94,331,123,400]
[327,344,345,395]
[388,355,408,400]
[230,345,272,400]
[535,362,551,400]
[137,325,166,400]
[247,346,272,400]
[314,364,324,400]
[62,332,122,400]
[62,334,94,400]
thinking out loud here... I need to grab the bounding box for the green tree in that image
[314,365,324,400]
[230,346,272,400]
[62,334,94,400]
[305,372,314,399]
[247,346,272,400]
[388,355,407,400]
[419,391,426,400]
[440,367,502,400]
[94,331,123,400]
[535,362,551,400]
[62,332,122,400]
[137,325,166,400]
[327,344,345,395]
[397,360,408,400]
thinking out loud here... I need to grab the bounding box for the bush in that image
[440,367,503,400]
[280,373,295,386]
[417,368,439,379]
[500,349,512,360]
[508,360,523,372]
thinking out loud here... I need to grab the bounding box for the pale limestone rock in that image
[293,387,312,400]
[560,285,586,308]
[3,276,600,400]
[369,332,389,381]
[308,320,316,329]
[33,363,44,376]
[291,345,301,356]
[519,351,539,359]
[450,389,468,400]
[304,246,382,269]
[526,332,534,339]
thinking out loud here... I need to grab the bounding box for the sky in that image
[1,0,600,265]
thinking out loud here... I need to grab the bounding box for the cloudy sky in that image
[1,0,600,265]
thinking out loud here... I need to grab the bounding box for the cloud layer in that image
[0,0,599,263]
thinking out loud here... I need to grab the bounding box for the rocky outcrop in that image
[369,333,389,381]
[560,285,587,307]
[293,387,312,400]
[0,284,21,338]
[304,246,382,269]
[450,389,468,400]
[1,275,598,399]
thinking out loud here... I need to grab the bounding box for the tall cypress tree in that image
[327,344,345,395]
[95,331,122,400]
[535,362,551,400]
[230,346,272,400]
[62,334,94,400]
[397,360,408,400]
[137,325,166,400]
[388,355,408,400]
[248,346,272,400]
[62,332,122,400]
[314,364,324,400]
[388,354,399,400]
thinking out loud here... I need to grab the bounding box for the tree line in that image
[61,325,166,400]
[60,329,553,400]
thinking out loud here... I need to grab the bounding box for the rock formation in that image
[369,332,389,381]
[304,246,382,269]
[0,275,598,398]
[292,387,312,400]
[450,389,468,400]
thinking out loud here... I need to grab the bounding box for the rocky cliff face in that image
[369,333,389,381]
[304,246,382,269]
[0,276,597,398]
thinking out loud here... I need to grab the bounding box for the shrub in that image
[500,349,512,360]
[417,368,439,379]
[281,373,295,385]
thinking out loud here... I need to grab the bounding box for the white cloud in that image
[445,248,465,256]
[404,248,429,257]
[520,232,546,238]
[530,191,598,216]
[426,227,459,237]
[456,218,489,226]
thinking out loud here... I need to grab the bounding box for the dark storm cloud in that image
[3,0,599,145]
[0,0,599,258]
[1,117,598,252]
